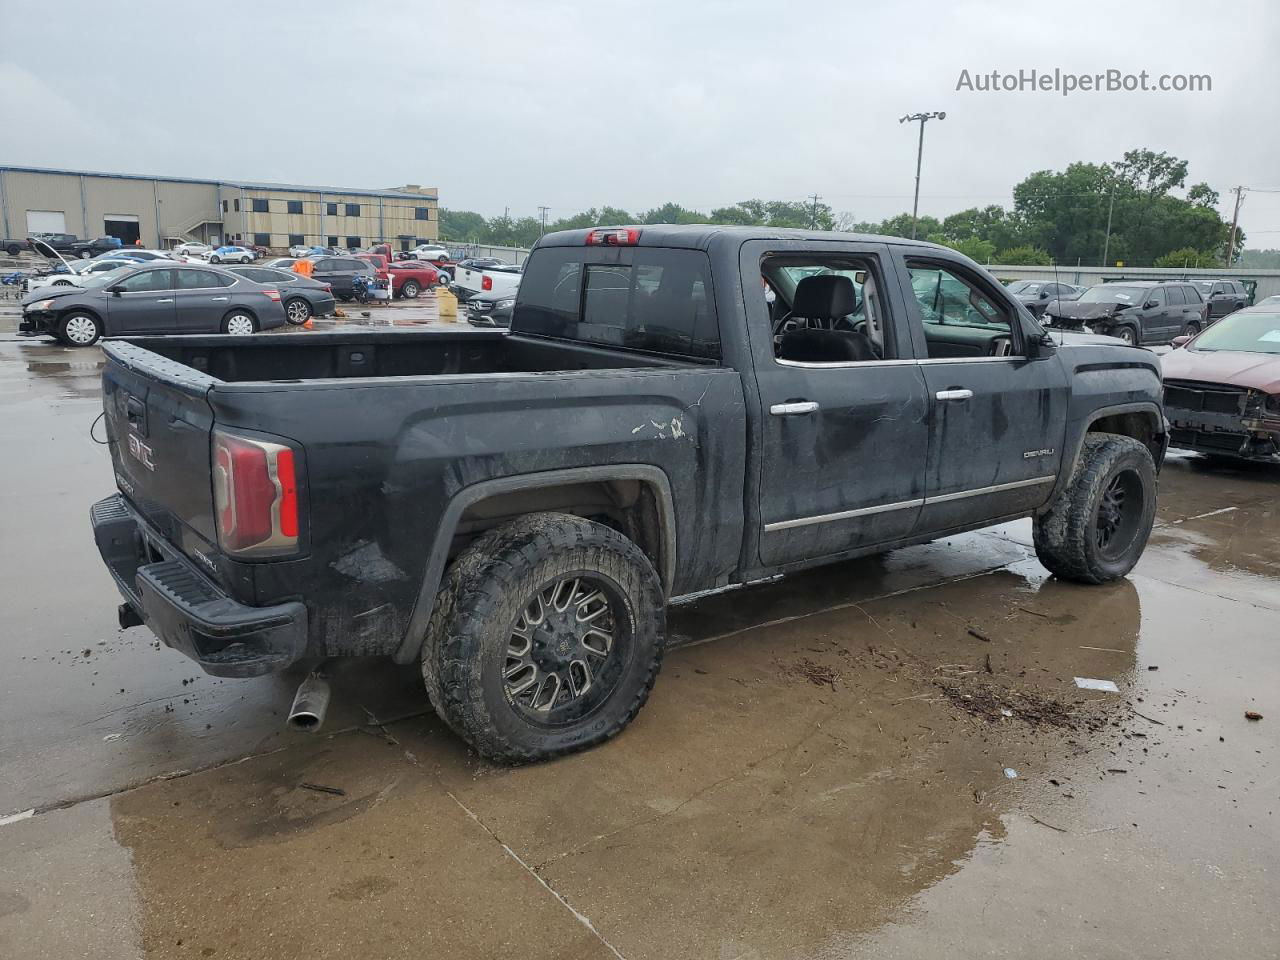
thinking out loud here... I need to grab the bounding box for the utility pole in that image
[807,194,821,229]
[899,111,946,239]
[537,206,550,236]
[1101,189,1115,267]
[1225,186,1245,267]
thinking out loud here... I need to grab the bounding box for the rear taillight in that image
[482,275,493,291]
[212,430,300,556]
[262,289,281,302]
[585,227,640,246]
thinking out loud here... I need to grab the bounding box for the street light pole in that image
[899,111,946,239]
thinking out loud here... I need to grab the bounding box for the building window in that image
[287,200,303,215]
[415,207,430,220]
[251,198,269,213]
[327,236,338,247]
[233,199,240,212]
[254,233,270,246]
[345,203,360,217]
[288,234,304,246]
[345,236,361,249]
[326,202,338,216]
[221,200,229,213]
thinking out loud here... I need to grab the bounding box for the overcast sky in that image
[4,0,1279,245]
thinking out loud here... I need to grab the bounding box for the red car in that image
[357,254,440,299]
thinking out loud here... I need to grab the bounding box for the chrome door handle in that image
[770,401,819,416]
[935,389,973,402]
[156,298,174,303]
[210,296,229,301]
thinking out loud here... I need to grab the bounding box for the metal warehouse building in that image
[0,165,438,254]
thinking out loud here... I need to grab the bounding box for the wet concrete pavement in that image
[0,322,1276,959]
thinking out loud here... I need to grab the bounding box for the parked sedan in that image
[19,263,287,346]
[92,249,172,262]
[225,265,337,324]
[1161,305,1280,461]
[172,241,211,258]
[1005,279,1084,318]
[208,245,255,264]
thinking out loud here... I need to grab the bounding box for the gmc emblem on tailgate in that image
[127,433,155,471]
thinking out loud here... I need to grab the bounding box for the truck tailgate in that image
[102,346,219,554]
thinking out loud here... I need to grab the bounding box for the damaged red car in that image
[1161,304,1280,461]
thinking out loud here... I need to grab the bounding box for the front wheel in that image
[53,279,73,286]
[210,255,221,264]
[1182,321,1201,337]
[285,298,312,325]
[222,311,257,336]
[59,312,103,347]
[400,279,420,299]
[422,513,665,763]
[1115,325,1138,346]
[78,250,92,259]
[5,243,21,256]
[1033,433,1157,584]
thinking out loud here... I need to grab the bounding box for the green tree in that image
[1153,247,1219,269]
[995,245,1052,265]
[438,209,489,242]
[928,234,995,263]
[641,202,707,224]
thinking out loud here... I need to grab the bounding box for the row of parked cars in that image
[1005,277,1253,346]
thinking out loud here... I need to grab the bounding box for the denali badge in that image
[1023,448,1056,459]
[128,434,155,471]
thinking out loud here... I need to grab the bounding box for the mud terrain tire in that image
[422,513,665,763]
[1033,433,1157,584]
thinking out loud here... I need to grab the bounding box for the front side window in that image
[117,269,174,292]
[1147,288,1164,307]
[906,260,1016,358]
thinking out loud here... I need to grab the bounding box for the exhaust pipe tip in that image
[288,672,331,733]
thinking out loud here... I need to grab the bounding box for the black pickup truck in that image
[91,225,1168,762]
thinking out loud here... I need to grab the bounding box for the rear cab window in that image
[514,247,720,361]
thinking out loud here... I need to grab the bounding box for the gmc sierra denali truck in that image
[91,225,1168,762]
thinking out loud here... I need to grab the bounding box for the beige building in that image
[0,165,438,254]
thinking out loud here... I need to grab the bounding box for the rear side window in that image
[514,248,719,360]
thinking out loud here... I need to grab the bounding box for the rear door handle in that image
[156,298,174,304]
[935,389,974,401]
[770,400,819,416]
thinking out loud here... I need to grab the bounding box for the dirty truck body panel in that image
[92,225,1166,682]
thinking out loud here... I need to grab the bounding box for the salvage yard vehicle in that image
[465,290,515,326]
[224,265,337,324]
[90,225,1167,762]
[1189,279,1249,320]
[453,259,521,300]
[1044,280,1207,345]
[1005,279,1084,318]
[208,245,256,264]
[21,262,287,345]
[308,255,376,301]
[33,232,122,258]
[1161,304,1280,461]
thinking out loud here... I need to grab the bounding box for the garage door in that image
[26,210,67,235]
[104,214,140,244]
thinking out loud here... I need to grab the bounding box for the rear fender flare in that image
[393,464,676,664]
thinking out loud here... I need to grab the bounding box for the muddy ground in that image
[0,307,1276,959]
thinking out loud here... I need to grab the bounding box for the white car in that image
[26,256,138,292]
[208,246,255,264]
[172,241,211,257]
[288,244,313,258]
[407,244,449,262]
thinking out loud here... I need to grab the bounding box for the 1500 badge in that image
[128,433,155,471]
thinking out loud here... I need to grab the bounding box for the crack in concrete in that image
[445,790,630,960]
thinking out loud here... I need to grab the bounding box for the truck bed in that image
[123,329,691,382]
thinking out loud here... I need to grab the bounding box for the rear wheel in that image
[422,513,665,763]
[5,243,20,256]
[78,250,92,259]
[222,311,257,336]
[285,298,312,325]
[59,312,103,347]
[1033,433,1157,584]
[400,279,420,299]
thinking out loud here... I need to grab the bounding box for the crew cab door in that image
[741,239,930,568]
[893,251,1070,531]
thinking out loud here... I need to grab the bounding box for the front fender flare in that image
[1043,401,1167,507]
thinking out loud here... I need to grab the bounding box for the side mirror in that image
[1171,335,1191,349]
[107,285,125,295]
[1039,290,1050,299]
[1144,300,1158,309]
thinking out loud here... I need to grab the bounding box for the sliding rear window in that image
[514,247,720,361]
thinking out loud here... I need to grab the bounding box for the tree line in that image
[440,149,1245,268]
